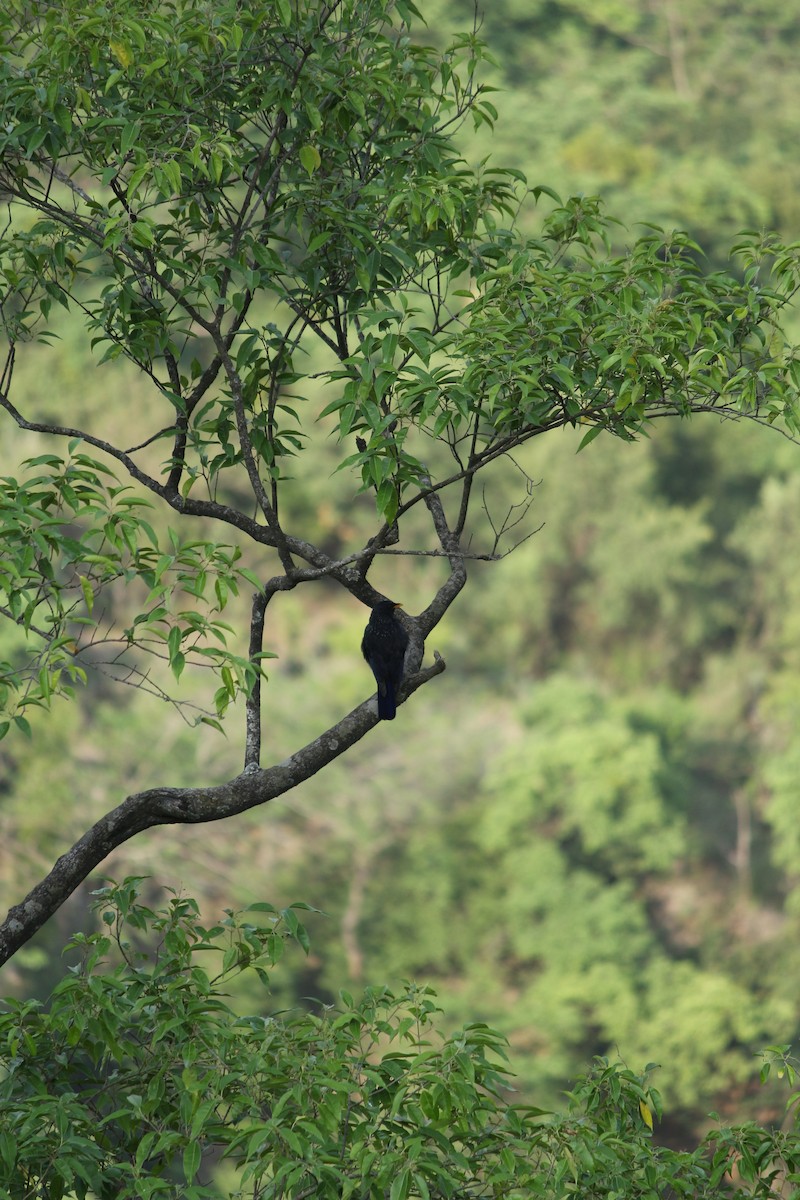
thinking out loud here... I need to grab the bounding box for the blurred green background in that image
[3,0,800,1144]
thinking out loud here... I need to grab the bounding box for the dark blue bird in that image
[361,600,409,720]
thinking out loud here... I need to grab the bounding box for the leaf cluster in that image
[0,440,265,734]
[4,882,800,1199]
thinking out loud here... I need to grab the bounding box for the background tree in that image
[428,0,800,263]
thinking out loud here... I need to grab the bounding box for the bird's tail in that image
[377,682,396,720]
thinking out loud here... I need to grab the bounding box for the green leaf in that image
[299,144,321,177]
[167,625,182,661]
[120,122,140,156]
[109,39,134,70]
[376,479,399,522]
[305,101,323,131]
[0,1129,16,1170]
[577,424,604,451]
[390,1168,411,1200]
[79,574,94,615]
[183,1138,201,1183]
[199,716,224,733]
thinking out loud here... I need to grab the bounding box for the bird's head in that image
[373,599,403,616]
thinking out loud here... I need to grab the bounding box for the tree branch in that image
[245,588,269,770]
[416,475,468,638]
[0,654,445,966]
[0,376,169,500]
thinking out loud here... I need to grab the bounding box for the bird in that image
[361,600,409,721]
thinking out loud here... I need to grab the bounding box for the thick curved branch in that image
[0,655,445,966]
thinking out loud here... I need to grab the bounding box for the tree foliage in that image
[3,880,800,1199]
